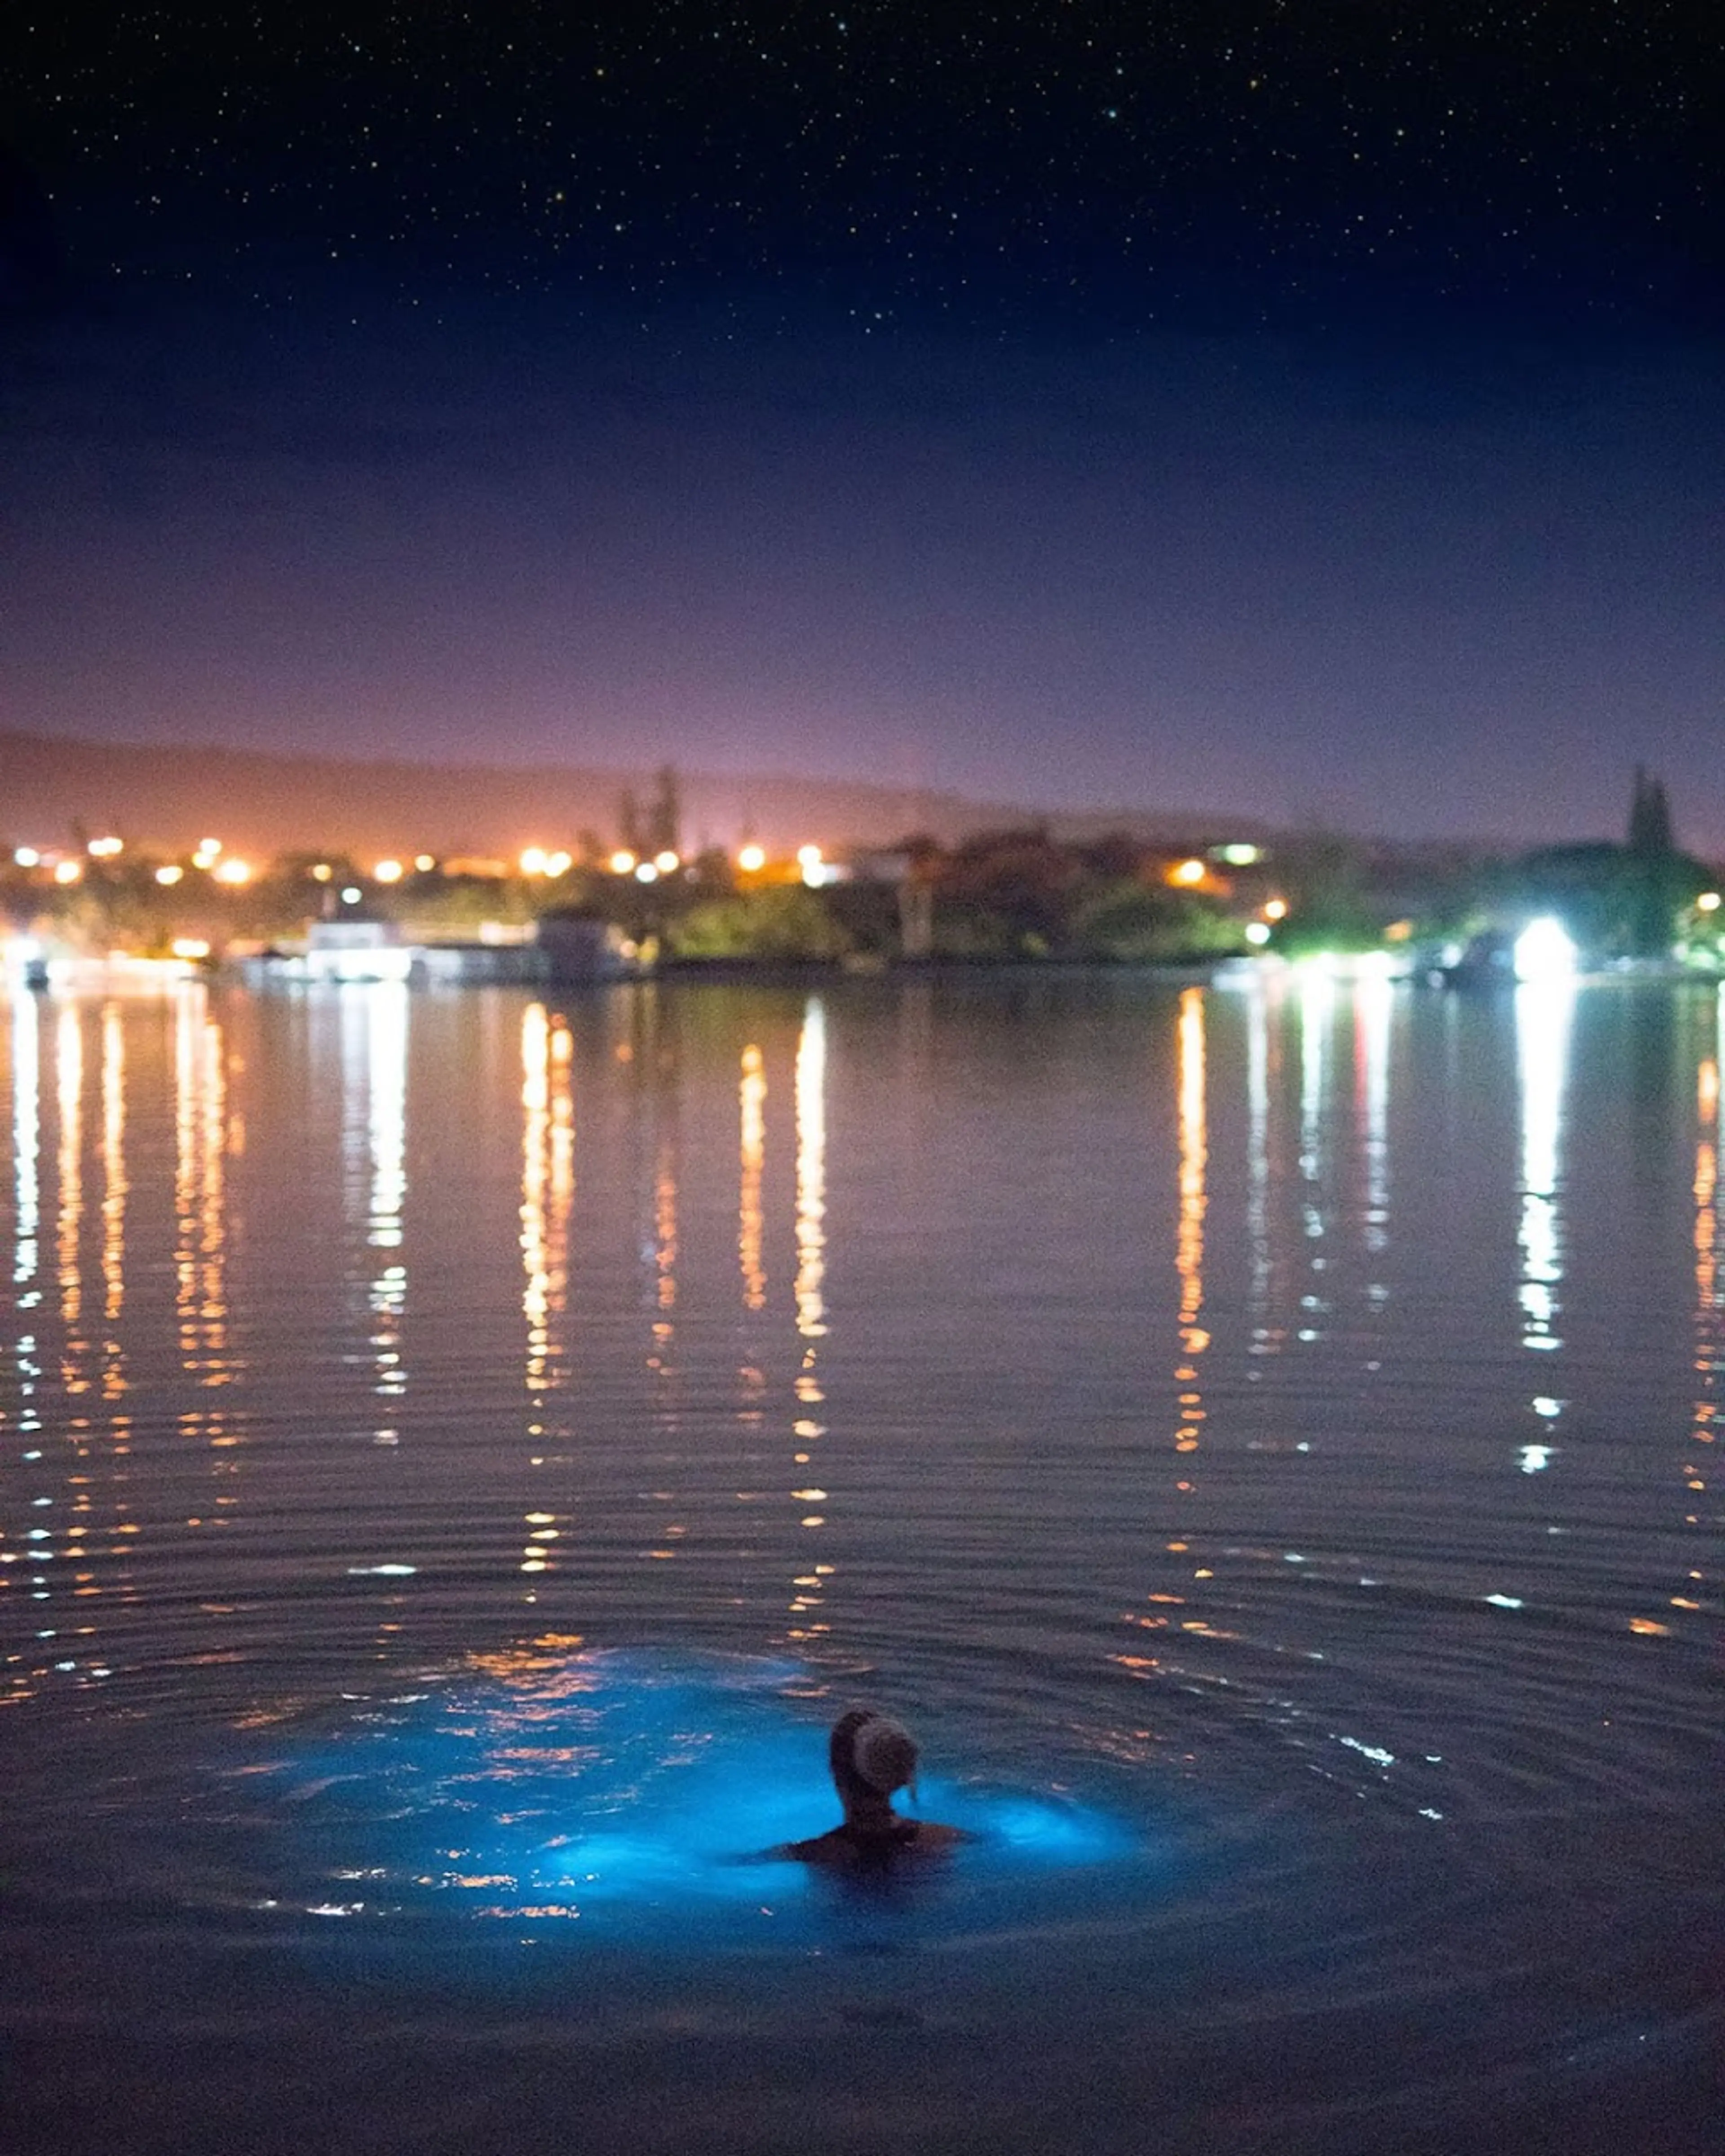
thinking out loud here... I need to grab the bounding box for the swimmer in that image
[778,1707,969,1869]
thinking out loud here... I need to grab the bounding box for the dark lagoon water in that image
[2,969,1721,2156]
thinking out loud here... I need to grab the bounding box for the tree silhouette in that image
[1627,765,1674,857]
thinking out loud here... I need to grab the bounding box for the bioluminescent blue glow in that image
[250,1648,1148,1955]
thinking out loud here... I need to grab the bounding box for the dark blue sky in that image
[4,4,1721,843]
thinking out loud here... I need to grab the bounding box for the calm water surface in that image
[2,972,1721,2155]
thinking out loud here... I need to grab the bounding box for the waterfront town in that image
[3,761,1720,990]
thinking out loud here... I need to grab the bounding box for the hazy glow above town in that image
[3,7,1719,844]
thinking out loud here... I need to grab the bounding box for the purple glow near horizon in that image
[4,6,1720,847]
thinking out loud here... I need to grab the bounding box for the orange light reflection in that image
[739,1044,766,1311]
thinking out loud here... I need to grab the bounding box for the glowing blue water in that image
[256,1649,1145,1957]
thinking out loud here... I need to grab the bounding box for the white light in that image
[609,850,637,875]
[341,886,362,904]
[213,858,252,886]
[86,835,124,858]
[373,859,404,884]
[738,844,766,873]
[519,847,548,876]
[796,844,822,867]
[414,854,435,872]
[653,849,680,873]
[545,851,572,876]
[634,862,659,883]
[1244,921,1272,946]
[155,865,184,885]
[13,847,40,868]
[1513,917,1576,982]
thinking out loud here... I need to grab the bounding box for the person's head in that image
[829,1707,918,1823]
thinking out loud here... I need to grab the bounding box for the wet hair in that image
[830,1707,917,1807]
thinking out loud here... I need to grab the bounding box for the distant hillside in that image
[0,727,1268,859]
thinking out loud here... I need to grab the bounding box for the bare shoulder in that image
[776,1819,974,1869]
[899,1820,972,1854]
[776,1825,854,1866]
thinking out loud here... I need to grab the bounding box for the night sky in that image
[4,4,1721,843]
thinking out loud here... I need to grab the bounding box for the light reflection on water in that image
[1,977,1719,1701]
[1,974,1723,2152]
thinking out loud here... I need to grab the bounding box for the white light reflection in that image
[520,1001,574,1578]
[1244,967,1291,1360]
[1336,1735,1395,1768]
[1356,965,1392,1266]
[53,1002,100,1654]
[12,986,40,1308]
[1245,969,1271,1321]
[4,992,43,1688]
[367,981,409,1440]
[1515,975,1574,1368]
[173,985,238,1495]
[55,1004,84,1350]
[368,984,407,1251]
[1296,961,1333,1342]
[1174,988,1207,1459]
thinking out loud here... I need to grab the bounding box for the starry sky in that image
[4,4,1721,843]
